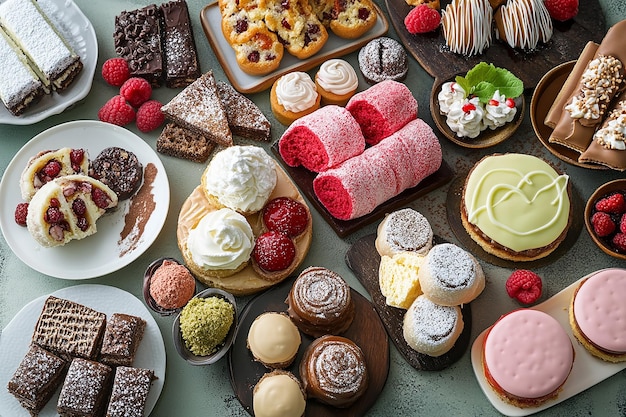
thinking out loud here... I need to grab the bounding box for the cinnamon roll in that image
[299,335,368,408]
[286,267,355,337]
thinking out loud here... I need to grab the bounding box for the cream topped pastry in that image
[483,90,517,130]
[275,71,318,113]
[437,81,466,115]
[462,154,571,261]
[570,268,626,362]
[185,208,254,275]
[315,59,358,105]
[445,96,485,138]
[482,309,574,408]
[202,145,277,214]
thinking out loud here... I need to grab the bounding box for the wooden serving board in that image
[228,276,389,417]
[345,234,472,371]
[386,0,606,88]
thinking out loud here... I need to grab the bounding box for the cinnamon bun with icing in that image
[286,267,355,337]
[299,335,368,408]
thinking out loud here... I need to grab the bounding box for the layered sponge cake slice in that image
[26,174,118,247]
[0,25,47,116]
[0,0,83,92]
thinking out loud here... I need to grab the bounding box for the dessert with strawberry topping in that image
[262,197,310,238]
[20,147,89,201]
[483,90,517,130]
[505,269,543,305]
[437,81,465,114]
[445,97,485,138]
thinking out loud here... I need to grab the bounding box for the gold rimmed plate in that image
[531,61,608,170]
[430,76,524,149]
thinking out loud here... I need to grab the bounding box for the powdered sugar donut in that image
[346,80,418,145]
[278,105,365,172]
[418,243,485,306]
[403,295,464,357]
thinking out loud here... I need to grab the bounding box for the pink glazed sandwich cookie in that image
[569,268,626,362]
[482,309,574,408]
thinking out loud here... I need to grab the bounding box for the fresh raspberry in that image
[45,207,64,224]
[595,192,626,214]
[98,95,136,126]
[136,100,165,133]
[92,187,112,209]
[404,4,440,35]
[262,197,309,238]
[120,77,152,108]
[544,0,578,22]
[620,213,626,234]
[612,233,626,252]
[505,270,543,305]
[42,160,61,178]
[14,203,28,226]
[591,211,616,237]
[252,231,296,272]
[101,58,130,87]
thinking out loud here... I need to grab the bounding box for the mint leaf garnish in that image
[455,62,524,103]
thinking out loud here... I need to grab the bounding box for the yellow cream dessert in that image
[253,370,306,417]
[182,207,254,278]
[247,312,301,369]
[461,154,571,261]
[179,296,235,356]
[201,145,277,215]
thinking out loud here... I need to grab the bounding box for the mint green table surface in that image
[1,1,626,416]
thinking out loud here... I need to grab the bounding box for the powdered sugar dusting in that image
[427,243,476,288]
[58,358,111,413]
[312,339,366,396]
[408,296,457,342]
[383,208,432,253]
[293,267,351,318]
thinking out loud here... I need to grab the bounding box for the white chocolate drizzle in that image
[441,0,493,57]
[496,0,553,50]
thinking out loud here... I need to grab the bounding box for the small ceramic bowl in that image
[430,76,524,149]
[584,179,626,260]
[143,257,197,316]
[172,287,238,365]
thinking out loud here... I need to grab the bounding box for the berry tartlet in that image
[252,231,297,281]
[262,197,310,238]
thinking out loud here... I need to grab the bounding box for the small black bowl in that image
[143,257,197,317]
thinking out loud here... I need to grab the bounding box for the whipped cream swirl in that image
[204,146,277,213]
[445,96,485,138]
[483,90,517,130]
[275,71,318,112]
[438,81,466,114]
[316,59,358,96]
[187,208,254,271]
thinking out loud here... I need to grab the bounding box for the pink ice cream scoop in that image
[150,260,196,309]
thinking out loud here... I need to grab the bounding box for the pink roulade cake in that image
[569,268,626,363]
[278,105,365,172]
[482,309,574,408]
[345,80,418,145]
[313,118,441,220]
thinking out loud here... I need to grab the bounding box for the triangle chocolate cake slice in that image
[217,81,271,141]
[161,70,233,147]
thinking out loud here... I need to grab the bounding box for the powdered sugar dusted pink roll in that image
[313,118,442,220]
[278,105,366,172]
[345,80,418,145]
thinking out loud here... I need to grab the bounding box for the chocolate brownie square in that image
[57,358,112,417]
[99,313,146,367]
[105,367,156,417]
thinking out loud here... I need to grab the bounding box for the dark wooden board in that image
[386,0,606,88]
[271,142,454,238]
[446,175,584,268]
[345,234,472,371]
[228,276,389,417]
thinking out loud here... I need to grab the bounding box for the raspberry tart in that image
[262,197,310,238]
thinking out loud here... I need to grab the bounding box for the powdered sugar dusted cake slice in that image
[57,358,112,417]
[217,81,271,141]
[106,367,157,417]
[0,0,83,91]
[161,71,233,147]
[0,25,46,116]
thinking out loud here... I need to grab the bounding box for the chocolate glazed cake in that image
[160,0,201,88]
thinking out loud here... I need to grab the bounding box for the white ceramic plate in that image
[471,270,626,416]
[0,120,170,279]
[0,0,97,125]
[0,284,166,417]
